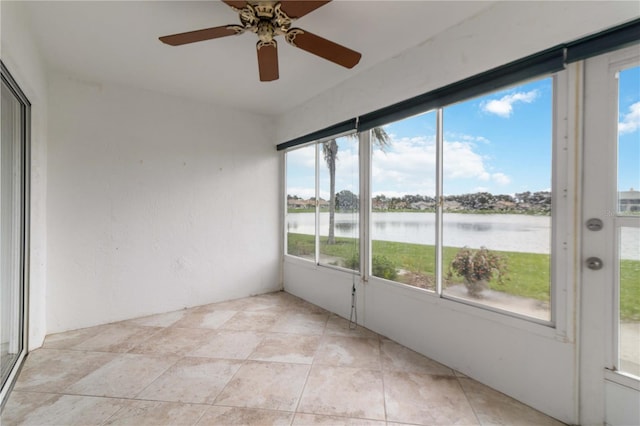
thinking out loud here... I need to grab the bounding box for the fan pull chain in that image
[349,281,357,330]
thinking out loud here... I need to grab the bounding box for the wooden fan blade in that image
[159,25,243,46]
[257,41,279,82]
[285,28,361,69]
[279,1,331,19]
[222,0,247,9]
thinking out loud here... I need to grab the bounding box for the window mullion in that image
[359,130,371,282]
[314,143,320,264]
[435,108,444,296]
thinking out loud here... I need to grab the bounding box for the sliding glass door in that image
[0,63,29,406]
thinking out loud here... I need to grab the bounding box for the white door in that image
[581,45,640,426]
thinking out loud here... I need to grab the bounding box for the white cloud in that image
[287,133,512,199]
[370,135,512,196]
[287,186,315,199]
[286,144,315,167]
[372,136,437,195]
[481,90,538,118]
[492,172,511,185]
[372,190,420,198]
[450,133,491,144]
[443,141,489,180]
[619,101,640,135]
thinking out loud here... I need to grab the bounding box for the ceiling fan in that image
[159,1,361,82]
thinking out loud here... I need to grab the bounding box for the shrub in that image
[372,255,398,281]
[344,253,359,270]
[447,246,507,298]
[344,254,398,281]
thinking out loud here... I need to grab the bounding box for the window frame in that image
[284,130,362,276]
[0,61,31,410]
[283,71,573,332]
[363,73,568,328]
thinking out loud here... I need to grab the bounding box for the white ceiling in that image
[24,1,496,116]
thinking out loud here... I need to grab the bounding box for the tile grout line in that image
[129,352,184,401]
[289,319,327,425]
[206,324,268,407]
[294,409,389,424]
[97,396,132,426]
[378,337,390,424]
[456,375,483,425]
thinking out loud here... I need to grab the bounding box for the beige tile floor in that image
[1,291,565,425]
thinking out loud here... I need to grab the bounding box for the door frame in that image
[579,44,640,426]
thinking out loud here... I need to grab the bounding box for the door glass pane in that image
[617,65,640,215]
[617,63,639,378]
[1,79,25,386]
[442,77,553,321]
[370,112,437,288]
[619,226,640,377]
[286,144,316,261]
[318,135,359,270]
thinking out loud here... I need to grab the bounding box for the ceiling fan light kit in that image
[159,1,361,82]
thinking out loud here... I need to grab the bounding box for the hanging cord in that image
[349,280,357,329]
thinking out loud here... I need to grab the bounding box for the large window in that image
[442,78,553,321]
[370,112,437,287]
[285,134,359,271]
[284,76,557,323]
[318,136,359,269]
[286,144,315,261]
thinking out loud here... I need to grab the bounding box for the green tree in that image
[335,189,359,211]
[323,128,391,244]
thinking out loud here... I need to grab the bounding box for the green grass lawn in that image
[621,259,640,321]
[287,232,639,320]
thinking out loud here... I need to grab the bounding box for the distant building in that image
[287,199,311,209]
[287,198,329,209]
[495,200,517,211]
[619,189,640,212]
[372,199,389,210]
[443,200,462,210]
[410,201,433,210]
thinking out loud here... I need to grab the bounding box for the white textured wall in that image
[1,1,49,350]
[47,73,279,332]
[278,2,640,424]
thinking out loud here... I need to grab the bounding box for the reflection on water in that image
[288,212,639,258]
[455,222,492,232]
[289,212,550,254]
[373,221,433,232]
[336,222,357,232]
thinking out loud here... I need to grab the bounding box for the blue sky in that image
[375,77,553,197]
[618,65,640,192]
[288,69,640,199]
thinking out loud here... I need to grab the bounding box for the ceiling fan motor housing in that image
[240,2,293,39]
[253,2,275,19]
[257,21,275,43]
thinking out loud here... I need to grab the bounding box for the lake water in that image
[287,212,639,259]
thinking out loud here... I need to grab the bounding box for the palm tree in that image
[323,128,391,244]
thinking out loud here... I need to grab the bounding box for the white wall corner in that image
[1,0,50,350]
